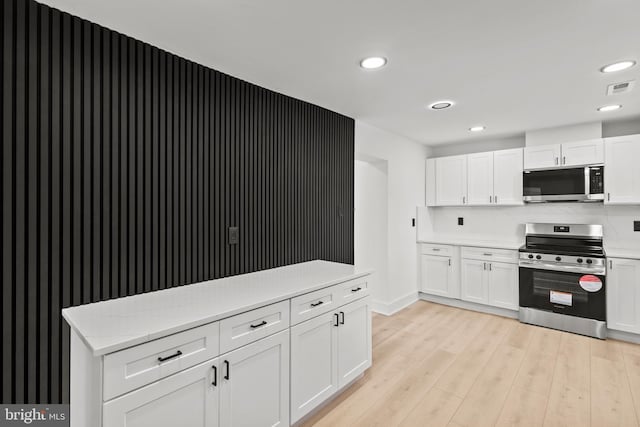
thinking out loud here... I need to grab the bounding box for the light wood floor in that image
[302,300,640,427]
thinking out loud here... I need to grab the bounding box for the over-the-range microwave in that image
[523,165,604,203]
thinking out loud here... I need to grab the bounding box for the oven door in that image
[519,266,605,321]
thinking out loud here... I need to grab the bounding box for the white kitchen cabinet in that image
[337,298,372,388]
[426,158,437,206]
[487,261,519,310]
[561,139,604,166]
[467,152,494,205]
[290,311,338,423]
[493,148,523,205]
[290,297,371,423]
[461,259,489,304]
[435,155,468,206]
[605,135,640,204]
[103,358,220,427]
[420,255,451,297]
[219,330,289,427]
[524,144,561,169]
[607,258,640,334]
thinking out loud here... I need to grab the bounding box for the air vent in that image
[607,80,635,95]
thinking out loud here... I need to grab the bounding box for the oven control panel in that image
[519,252,606,270]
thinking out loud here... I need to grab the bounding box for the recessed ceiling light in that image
[429,100,455,110]
[360,57,387,69]
[598,104,622,112]
[600,60,636,73]
[469,126,486,132]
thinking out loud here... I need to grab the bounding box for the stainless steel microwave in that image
[523,165,604,202]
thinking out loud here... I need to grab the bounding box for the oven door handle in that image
[519,261,605,276]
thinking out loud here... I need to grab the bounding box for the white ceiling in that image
[41,0,640,145]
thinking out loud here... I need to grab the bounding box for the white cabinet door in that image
[561,139,604,166]
[435,155,468,205]
[290,311,338,423]
[420,254,451,297]
[337,298,372,388]
[605,135,640,205]
[103,358,219,427]
[523,144,561,170]
[487,262,518,310]
[607,258,640,334]
[493,148,523,205]
[219,330,289,427]
[426,158,437,206]
[467,152,494,205]
[461,259,488,304]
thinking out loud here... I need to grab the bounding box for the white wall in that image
[355,121,430,314]
[354,159,389,305]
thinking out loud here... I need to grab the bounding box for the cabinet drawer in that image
[461,246,518,264]
[220,300,289,354]
[335,277,369,306]
[103,321,220,401]
[420,243,454,256]
[290,286,339,326]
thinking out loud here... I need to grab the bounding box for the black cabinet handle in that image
[250,320,267,329]
[224,360,230,380]
[310,301,324,307]
[334,313,339,327]
[157,350,182,363]
[212,365,217,387]
[351,287,362,292]
[340,311,345,325]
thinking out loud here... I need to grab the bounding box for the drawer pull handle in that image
[250,320,267,329]
[310,301,324,307]
[483,253,493,256]
[351,287,362,292]
[212,365,217,387]
[157,350,182,363]
[432,248,441,251]
[340,311,345,325]
[224,360,230,380]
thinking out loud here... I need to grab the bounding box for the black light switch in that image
[458,217,464,226]
[634,221,640,232]
[229,226,239,244]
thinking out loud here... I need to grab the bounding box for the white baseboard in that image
[371,291,419,316]
[608,329,640,344]
[418,292,518,319]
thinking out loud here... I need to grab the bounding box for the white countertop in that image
[63,260,371,356]
[605,247,640,260]
[417,235,523,250]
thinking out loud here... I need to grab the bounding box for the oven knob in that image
[536,255,542,260]
[528,254,534,259]
[586,259,593,264]
[555,257,562,262]
[577,258,583,263]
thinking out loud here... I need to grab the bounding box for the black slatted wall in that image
[1,0,354,404]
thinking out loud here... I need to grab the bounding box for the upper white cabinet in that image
[607,258,640,334]
[604,135,640,205]
[467,152,494,205]
[493,148,524,205]
[523,144,561,169]
[428,148,523,207]
[435,155,468,206]
[523,139,603,170]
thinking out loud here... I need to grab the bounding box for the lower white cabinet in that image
[290,297,371,423]
[419,244,460,299]
[220,330,289,427]
[460,248,518,311]
[103,358,220,427]
[607,258,640,334]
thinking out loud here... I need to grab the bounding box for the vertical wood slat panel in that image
[1,0,354,404]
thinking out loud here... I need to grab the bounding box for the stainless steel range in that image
[518,223,606,339]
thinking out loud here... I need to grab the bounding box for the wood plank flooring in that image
[302,300,640,427]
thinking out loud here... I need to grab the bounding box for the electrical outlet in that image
[458,217,464,226]
[228,226,239,245]
[634,221,640,232]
